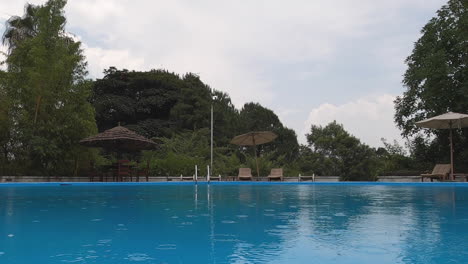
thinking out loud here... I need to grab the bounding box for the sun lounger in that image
[238,168,253,181]
[299,174,314,181]
[421,164,451,182]
[453,173,468,182]
[267,168,283,181]
[210,175,222,181]
[180,175,195,181]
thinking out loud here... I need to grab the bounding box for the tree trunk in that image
[34,95,42,124]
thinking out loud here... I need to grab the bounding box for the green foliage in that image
[239,102,281,131]
[305,121,378,181]
[92,69,300,177]
[92,67,183,138]
[1,0,97,175]
[294,145,336,176]
[211,152,242,176]
[2,3,39,53]
[375,139,414,175]
[156,129,211,158]
[243,154,272,177]
[211,90,239,146]
[395,0,468,136]
[152,152,204,177]
[0,70,11,175]
[145,129,209,176]
[170,73,212,130]
[394,0,468,172]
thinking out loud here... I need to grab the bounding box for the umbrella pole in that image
[450,128,454,181]
[253,137,260,179]
[254,147,260,179]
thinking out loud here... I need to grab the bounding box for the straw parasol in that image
[231,131,277,178]
[416,112,468,180]
[80,125,157,152]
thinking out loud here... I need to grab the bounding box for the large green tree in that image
[92,68,241,146]
[2,0,96,175]
[306,121,378,181]
[0,69,11,175]
[394,0,468,171]
[238,102,299,162]
[211,90,239,146]
[92,67,183,138]
[170,73,212,130]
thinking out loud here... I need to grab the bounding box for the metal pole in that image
[450,127,454,180]
[210,103,213,174]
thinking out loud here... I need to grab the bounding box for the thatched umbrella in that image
[231,131,277,178]
[80,125,157,152]
[416,112,468,180]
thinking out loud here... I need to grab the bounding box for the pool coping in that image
[1,181,468,187]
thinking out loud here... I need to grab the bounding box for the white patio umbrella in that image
[415,112,468,180]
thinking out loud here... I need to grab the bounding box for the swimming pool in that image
[1,182,467,264]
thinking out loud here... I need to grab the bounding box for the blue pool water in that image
[1,183,468,264]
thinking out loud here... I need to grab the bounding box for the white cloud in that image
[303,94,403,148]
[63,0,426,107]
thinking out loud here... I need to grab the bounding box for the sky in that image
[0,0,448,147]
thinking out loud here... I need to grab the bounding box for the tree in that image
[2,3,39,53]
[170,73,212,130]
[0,69,11,174]
[394,0,468,172]
[3,0,97,175]
[238,102,299,162]
[92,68,242,146]
[92,67,183,138]
[211,90,239,146]
[395,0,468,136]
[376,138,415,175]
[149,129,210,176]
[306,121,378,181]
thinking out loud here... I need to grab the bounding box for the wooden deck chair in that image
[210,175,222,181]
[268,168,283,181]
[180,174,195,181]
[238,168,253,181]
[421,164,451,182]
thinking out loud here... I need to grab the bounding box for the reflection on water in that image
[1,184,468,263]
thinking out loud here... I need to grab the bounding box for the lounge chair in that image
[180,174,195,181]
[421,164,451,182]
[238,168,253,181]
[268,168,283,181]
[453,173,468,182]
[299,174,314,181]
[210,174,222,181]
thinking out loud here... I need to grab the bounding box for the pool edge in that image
[1,181,468,187]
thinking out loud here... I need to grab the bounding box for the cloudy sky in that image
[0,0,447,147]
